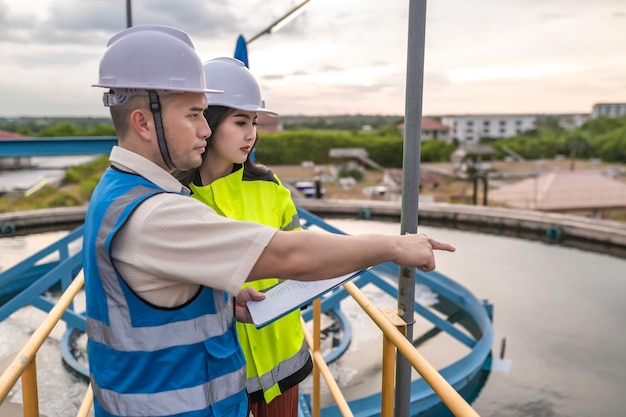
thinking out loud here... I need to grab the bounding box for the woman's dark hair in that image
[175,105,268,185]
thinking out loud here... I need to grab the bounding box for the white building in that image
[592,103,626,118]
[555,113,591,130]
[440,114,537,145]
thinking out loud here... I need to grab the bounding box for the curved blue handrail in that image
[295,207,493,417]
[0,207,493,417]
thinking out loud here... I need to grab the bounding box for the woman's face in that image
[208,109,257,165]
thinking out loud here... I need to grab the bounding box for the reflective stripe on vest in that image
[84,167,246,417]
[244,339,311,394]
[91,367,246,417]
[190,166,312,403]
[283,212,301,232]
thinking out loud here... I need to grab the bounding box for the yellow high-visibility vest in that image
[190,165,311,403]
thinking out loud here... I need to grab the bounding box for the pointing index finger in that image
[428,237,456,252]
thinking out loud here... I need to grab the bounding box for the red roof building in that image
[396,117,450,141]
[0,130,31,170]
[489,170,626,215]
[0,130,28,139]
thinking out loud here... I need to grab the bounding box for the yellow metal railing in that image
[0,270,93,417]
[302,281,480,417]
[0,274,480,417]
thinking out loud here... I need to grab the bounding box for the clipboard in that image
[246,268,371,329]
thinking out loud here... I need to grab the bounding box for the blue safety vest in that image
[83,166,248,417]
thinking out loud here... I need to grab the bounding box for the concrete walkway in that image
[296,199,626,258]
[2,200,626,258]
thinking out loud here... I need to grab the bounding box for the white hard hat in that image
[93,25,222,107]
[203,57,278,116]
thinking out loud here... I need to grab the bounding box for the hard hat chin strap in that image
[148,91,176,171]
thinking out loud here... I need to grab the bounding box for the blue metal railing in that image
[0,137,494,416]
[0,226,85,330]
[0,136,117,157]
[0,208,493,417]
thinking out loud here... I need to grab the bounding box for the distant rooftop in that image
[490,170,626,211]
[0,130,28,139]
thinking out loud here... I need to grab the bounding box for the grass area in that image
[0,155,109,213]
[0,184,83,212]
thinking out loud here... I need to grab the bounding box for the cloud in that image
[0,0,625,116]
[0,0,245,45]
[0,0,40,42]
[538,12,570,20]
[448,65,577,83]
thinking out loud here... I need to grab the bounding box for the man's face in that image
[160,92,211,171]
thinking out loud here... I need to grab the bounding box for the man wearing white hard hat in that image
[84,24,455,417]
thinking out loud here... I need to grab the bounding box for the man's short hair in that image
[109,95,149,139]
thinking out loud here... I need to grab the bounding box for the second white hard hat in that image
[203,57,278,116]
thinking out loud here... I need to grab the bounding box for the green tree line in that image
[255,129,456,166]
[2,115,626,165]
[487,116,626,163]
[1,116,625,213]
[0,117,114,136]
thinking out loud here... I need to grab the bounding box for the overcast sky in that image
[1,0,625,118]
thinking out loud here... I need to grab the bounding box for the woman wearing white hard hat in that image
[177,57,311,417]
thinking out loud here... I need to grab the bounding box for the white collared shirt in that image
[108,147,276,306]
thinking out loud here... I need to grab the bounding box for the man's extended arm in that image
[248,229,455,282]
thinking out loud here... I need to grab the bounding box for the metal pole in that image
[126,0,133,28]
[483,177,488,206]
[472,177,478,205]
[395,1,428,416]
[312,299,321,417]
[22,359,39,417]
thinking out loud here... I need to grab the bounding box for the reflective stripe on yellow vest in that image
[190,166,311,403]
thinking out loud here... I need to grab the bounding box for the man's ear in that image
[129,109,154,142]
